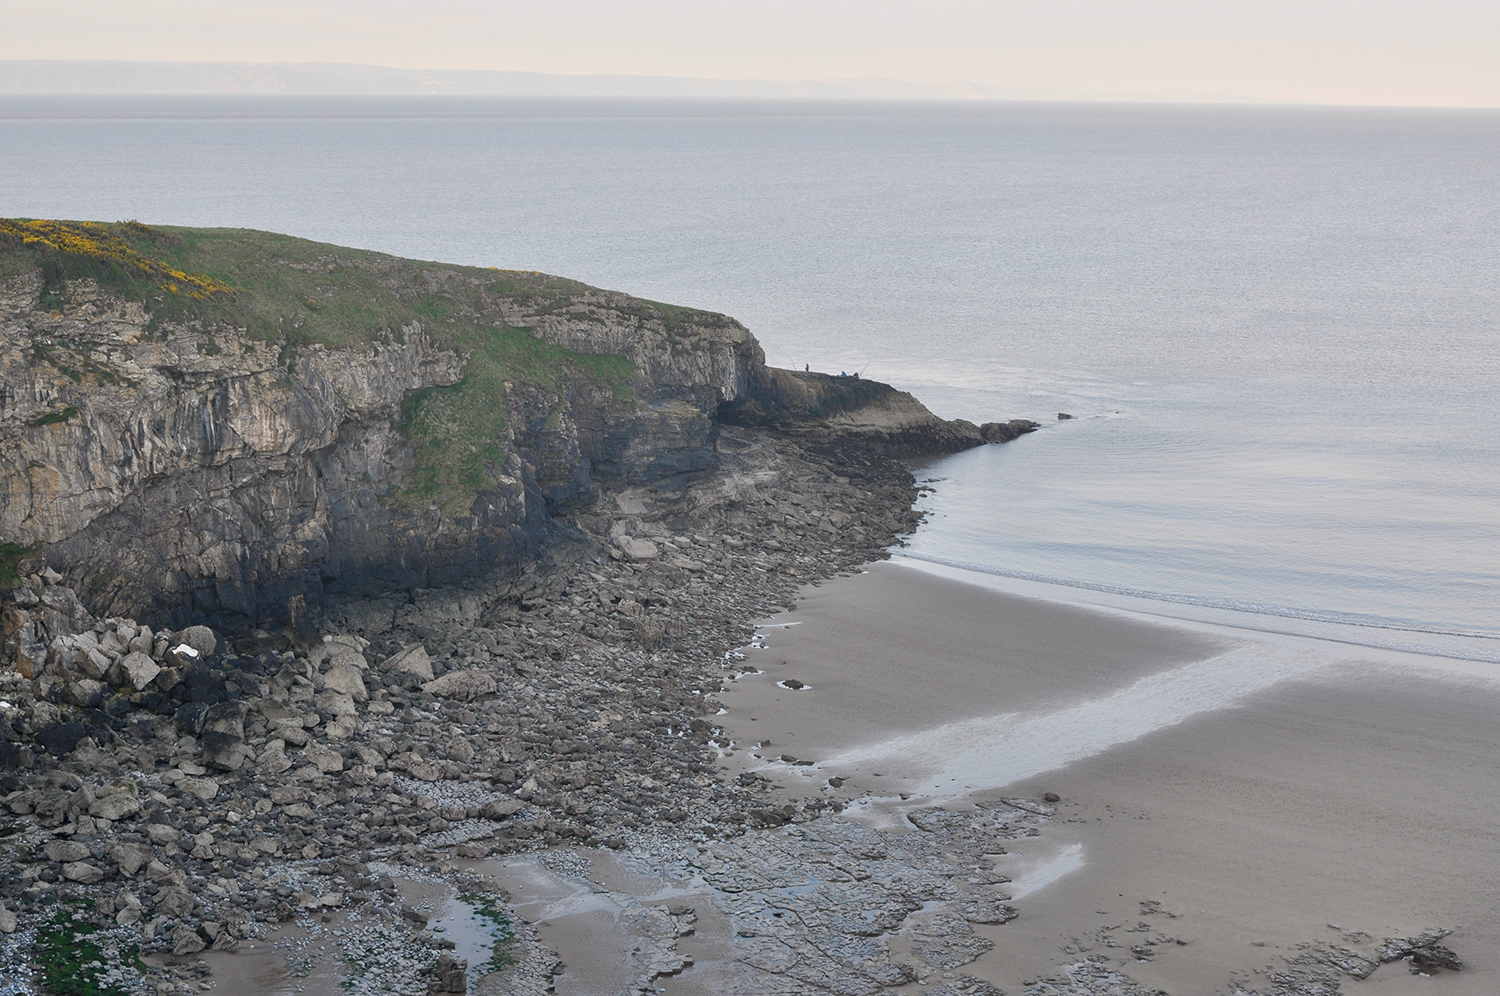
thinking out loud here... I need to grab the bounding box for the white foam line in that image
[824,643,1328,798]
[896,552,1500,646]
[1004,843,1086,899]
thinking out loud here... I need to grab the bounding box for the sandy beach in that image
[138,558,1500,996]
[716,560,1500,993]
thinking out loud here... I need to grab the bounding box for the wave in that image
[896,552,1500,664]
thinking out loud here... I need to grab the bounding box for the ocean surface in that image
[3,96,1497,654]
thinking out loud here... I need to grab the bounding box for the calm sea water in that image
[3,96,1497,648]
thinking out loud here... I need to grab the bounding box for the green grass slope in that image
[0,219,726,511]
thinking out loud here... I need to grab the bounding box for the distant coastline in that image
[0,59,1284,104]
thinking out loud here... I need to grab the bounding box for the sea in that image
[3,95,1497,661]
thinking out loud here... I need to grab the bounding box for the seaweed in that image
[34,899,145,996]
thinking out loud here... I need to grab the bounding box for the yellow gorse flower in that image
[0,219,235,300]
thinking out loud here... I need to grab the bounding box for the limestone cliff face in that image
[521,292,762,486]
[0,223,1026,631]
[0,269,759,626]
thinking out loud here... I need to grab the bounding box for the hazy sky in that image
[10,0,1500,106]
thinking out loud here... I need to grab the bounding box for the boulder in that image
[158,887,193,919]
[64,678,106,708]
[314,690,358,717]
[109,842,153,877]
[201,701,250,771]
[619,537,660,561]
[381,645,434,683]
[89,791,141,822]
[428,953,468,994]
[178,776,220,801]
[146,824,180,846]
[0,903,14,934]
[271,722,310,747]
[128,628,155,655]
[0,606,28,638]
[307,746,345,773]
[174,625,217,657]
[14,631,45,679]
[326,648,368,672]
[35,721,90,756]
[421,669,498,702]
[44,840,91,863]
[479,798,525,820]
[114,652,161,691]
[77,647,111,680]
[979,419,1041,443]
[62,861,105,884]
[172,928,206,956]
[455,840,492,859]
[323,662,368,702]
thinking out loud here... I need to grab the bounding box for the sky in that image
[7,0,1500,107]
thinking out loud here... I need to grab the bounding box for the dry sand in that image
[716,561,1500,992]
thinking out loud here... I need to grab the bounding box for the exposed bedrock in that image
[719,365,1038,458]
[1,240,1029,628]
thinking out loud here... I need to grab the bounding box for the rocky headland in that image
[0,220,1053,994]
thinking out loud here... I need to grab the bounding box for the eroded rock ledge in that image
[721,365,1038,458]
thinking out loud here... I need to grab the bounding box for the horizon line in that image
[0,58,1300,107]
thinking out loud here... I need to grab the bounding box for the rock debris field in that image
[0,428,1463,995]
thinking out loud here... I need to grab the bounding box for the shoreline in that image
[713,560,1500,994]
[2,425,1494,995]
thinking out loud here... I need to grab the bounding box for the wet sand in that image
[991,671,1500,994]
[718,562,1228,772]
[717,561,1500,992]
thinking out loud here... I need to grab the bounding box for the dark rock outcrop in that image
[718,366,1037,458]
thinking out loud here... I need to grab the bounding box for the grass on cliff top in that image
[0,218,728,349]
[0,219,709,512]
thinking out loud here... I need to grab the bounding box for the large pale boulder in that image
[421,669,497,702]
[323,661,368,702]
[62,861,105,884]
[307,746,344,773]
[109,842,153,877]
[380,644,434,682]
[480,798,524,820]
[44,840,90,863]
[173,625,217,657]
[90,792,141,821]
[114,651,161,691]
[619,537,660,561]
[178,776,220,801]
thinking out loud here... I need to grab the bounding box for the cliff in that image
[0,220,1029,627]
